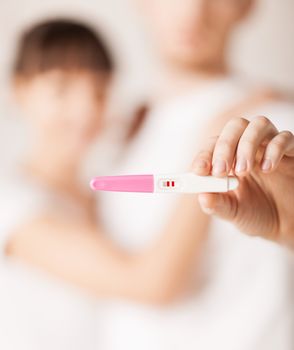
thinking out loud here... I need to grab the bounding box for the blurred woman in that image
[97,0,294,349]
[0,19,209,350]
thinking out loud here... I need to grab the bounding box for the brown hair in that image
[13,19,114,77]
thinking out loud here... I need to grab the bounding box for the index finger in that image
[192,136,218,176]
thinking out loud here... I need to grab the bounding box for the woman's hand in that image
[193,116,294,247]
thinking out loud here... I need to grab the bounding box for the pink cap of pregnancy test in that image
[90,175,154,193]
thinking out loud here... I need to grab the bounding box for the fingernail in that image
[196,159,208,169]
[261,159,272,171]
[201,207,215,215]
[213,159,226,175]
[235,158,247,173]
[198,196,214,215]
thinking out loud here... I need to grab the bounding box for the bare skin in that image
[193,116,294,248]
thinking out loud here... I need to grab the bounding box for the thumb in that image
[198,193,238,222]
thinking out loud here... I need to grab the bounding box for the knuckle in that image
[253,115,271,127]
[228,117,248,129]
[280,130,293,140]
[237,117,249,128]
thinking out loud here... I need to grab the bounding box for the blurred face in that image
[142,0,253,67]
[14,70,109,156]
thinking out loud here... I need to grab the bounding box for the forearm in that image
[7,201,208,304]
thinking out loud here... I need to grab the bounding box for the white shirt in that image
[99,77,294,350]
[0,172,98,350]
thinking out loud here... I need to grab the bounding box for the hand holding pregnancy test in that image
[90,116,294,247]
[193,116,294,247]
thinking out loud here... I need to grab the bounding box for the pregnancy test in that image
[90,173,239,194]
